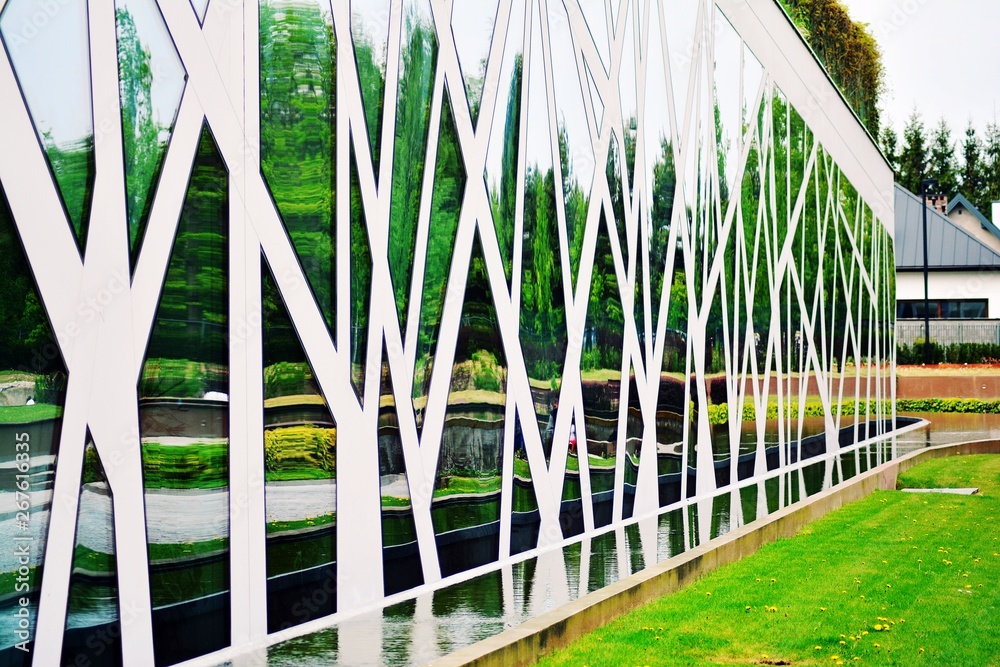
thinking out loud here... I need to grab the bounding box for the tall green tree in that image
[928,118,958,197]
[897,111,928,194]
[984,120,1000,210]
[880,124,899,174]
[961,122,986,207]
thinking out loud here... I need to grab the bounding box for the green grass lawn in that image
[536,455,1000,667]
[0,403,62,423]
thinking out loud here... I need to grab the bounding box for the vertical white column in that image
[243,0,269,643]
[227,0,268,649]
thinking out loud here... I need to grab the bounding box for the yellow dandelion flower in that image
[816,646,823,651]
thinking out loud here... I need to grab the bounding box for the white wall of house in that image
[897,271,1000,318]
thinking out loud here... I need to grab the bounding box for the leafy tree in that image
[778,0,885,136]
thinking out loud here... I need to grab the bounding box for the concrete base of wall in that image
[427,439,1000,667]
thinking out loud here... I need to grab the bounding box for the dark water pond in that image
[216,413,999,667]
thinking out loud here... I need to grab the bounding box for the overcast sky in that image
[839,0,1000,139]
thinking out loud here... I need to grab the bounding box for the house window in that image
[897,299,989,319]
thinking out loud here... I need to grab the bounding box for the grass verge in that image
[535,455,1000,667]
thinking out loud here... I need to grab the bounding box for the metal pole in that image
[920,179,937,364]
[922,183,930,364]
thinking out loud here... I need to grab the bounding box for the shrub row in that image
[706,397,1000,425]
[897,341,1000,365]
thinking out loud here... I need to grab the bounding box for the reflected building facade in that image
[0,0,895,665]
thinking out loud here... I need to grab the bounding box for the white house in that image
[895,185,1000,344]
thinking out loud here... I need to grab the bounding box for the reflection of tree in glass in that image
[117,7,164,260]
[40,133,94,250]
[412,97,465,409]
[583,211,624,374]
[260,1,336,332]
[521,155,567,383]
[488,53,521,286]
[353,12,387,168]
[559,125,588,292]
[0,189,65,384]
[388,5,437,332]
[349,155,372,400]
[141,127,228,398]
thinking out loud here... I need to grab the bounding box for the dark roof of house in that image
[946,193,1000,244]
[895,185,1000,270]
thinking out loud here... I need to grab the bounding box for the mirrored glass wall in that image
[0,0,898,662]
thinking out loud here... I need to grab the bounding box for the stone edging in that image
[425,438,1000,667]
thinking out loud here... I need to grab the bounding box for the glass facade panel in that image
[0,0,95,250]
[433,231,506,578]
[138,126,229,666]
[0,186,67,665]
[262,261,337,632]
[61,440,122,667]
[260,0,337,335]
[388,0,436,334]
[115,0,186,267]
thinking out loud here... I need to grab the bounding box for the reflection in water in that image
[249,415,996,667]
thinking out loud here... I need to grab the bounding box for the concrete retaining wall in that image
[427,438,1000,667]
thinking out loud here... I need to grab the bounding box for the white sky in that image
[839,0,1000,138]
